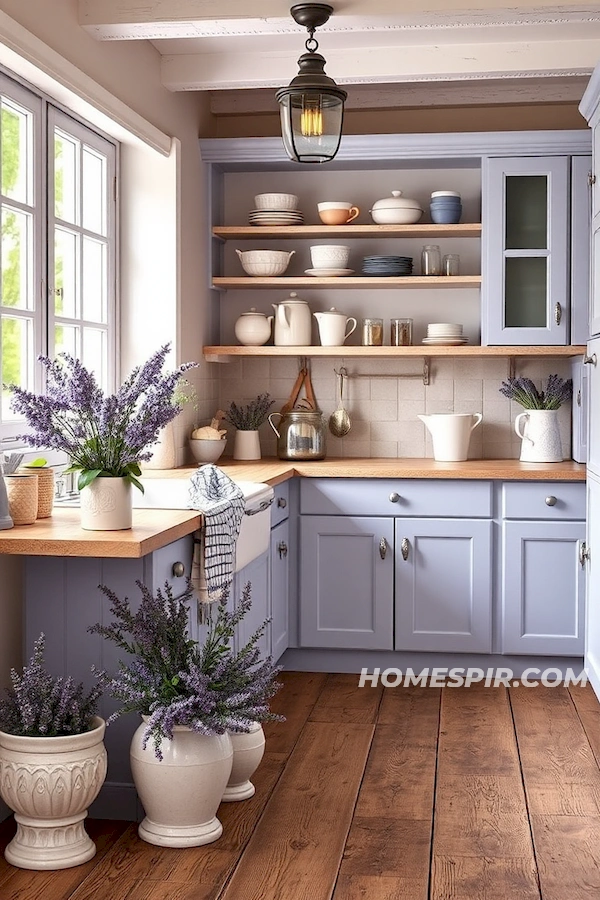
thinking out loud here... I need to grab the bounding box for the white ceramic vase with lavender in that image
[222,723,265,802]
[515,409,563,462]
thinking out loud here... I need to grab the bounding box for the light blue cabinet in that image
[299,515,394,650]
[394,518,493,653]
[270,519,290,663]
[502,520,585,655]
[482,156,570,345]
[588,335,600,478]
[585,473,600,690]
[234,550,270,659]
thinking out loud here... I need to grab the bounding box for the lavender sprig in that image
[90,580,284,759]
[226,393,274,430]
[499,375,573,410]
[4,344,198,491]
[0,635,102,737]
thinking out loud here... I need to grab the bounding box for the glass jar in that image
[268,409,326,460]
[442,253,460,276]
[361,318,383,346]
[421,244,441,276]
[391,318,413,346]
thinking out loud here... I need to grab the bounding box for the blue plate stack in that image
[362,255,413,276]
[429,191,462,224]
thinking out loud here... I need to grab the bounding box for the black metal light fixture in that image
[276,3,347,164]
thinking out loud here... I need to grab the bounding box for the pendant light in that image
[276,3,347,164]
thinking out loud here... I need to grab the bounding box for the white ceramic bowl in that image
[189,438,227,464]
[254,193,299,210]
[236,249,295,277]
[310,244,350,269]
[369,206,423,225]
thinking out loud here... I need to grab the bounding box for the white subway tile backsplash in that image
[370,441,399,458]
[370,378,398,400]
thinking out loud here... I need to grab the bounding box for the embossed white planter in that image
[515,409,564,462]
[222,723,265,802]
[80,477,132,530]
[0,717,107,870]
[130,720,233,847]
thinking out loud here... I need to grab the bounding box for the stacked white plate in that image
[422,323,468,345]
[248,209,304,226]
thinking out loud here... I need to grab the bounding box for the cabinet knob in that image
[277,541,288,559]
[277,496,287,508]
[580,541,590,567]
[389,492,400,503]
[583,353,598,367]
[545,496,557,507]
[172,561,186,578]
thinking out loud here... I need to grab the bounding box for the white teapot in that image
[313,307,358,346]
[234,308,273,346]
[272,292,312,346]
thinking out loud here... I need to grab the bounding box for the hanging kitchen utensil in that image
[329,368,351,437]
[280,367,317,415]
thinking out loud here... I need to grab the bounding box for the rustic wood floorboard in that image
[3,675,600,899]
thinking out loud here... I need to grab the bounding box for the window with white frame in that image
[0,71,117,445]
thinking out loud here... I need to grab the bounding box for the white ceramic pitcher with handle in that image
[272,292,312,346]
[418,413,483,461]
[313,308,357,346]
[515,409,563,462]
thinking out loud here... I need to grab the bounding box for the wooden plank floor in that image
[2,673,600,899]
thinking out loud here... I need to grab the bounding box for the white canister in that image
[234,308,273,346]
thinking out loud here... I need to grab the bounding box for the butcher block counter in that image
[0,458,585,557]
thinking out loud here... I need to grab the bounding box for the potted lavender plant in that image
[89,580,282,847]
[5,344,197,530]
[0,635,106,870]
[226,393,274,460]
[499,375,573,462]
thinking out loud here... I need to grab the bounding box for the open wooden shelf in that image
[203,345,587,361]
[213,223,482,240]
[213,275,482,290]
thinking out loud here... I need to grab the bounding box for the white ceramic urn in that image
[272,292,312,346]
[313,307,358,346]
[234,308,273,346]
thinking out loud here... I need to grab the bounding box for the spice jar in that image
[391,318,413,346]
[442,253,460,276]
[361,318,383,346]
[421,244,441,276]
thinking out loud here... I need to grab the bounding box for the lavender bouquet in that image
[226,393,274,431]
[0,634,102,737]
[5,344,197,492]
[89,581,283,759]
[499,375,573,410]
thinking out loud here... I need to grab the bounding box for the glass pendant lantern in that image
[276,4,347,164]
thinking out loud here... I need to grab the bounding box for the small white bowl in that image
[236,249,295,277]
[369,207,423,225]
[189,439,227,464]
[310,244,350,269]
[254,193,299,210]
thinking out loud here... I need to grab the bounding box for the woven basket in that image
[18,467,55,518]
[5,474,38,525]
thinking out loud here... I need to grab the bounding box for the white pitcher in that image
[313,308,357,346]
[515,409,563,462]
[272,292,312,346]
[418,413,483,461]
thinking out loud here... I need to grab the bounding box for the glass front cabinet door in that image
[482,156,569,345]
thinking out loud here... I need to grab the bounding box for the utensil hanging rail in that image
[334,360,430,386]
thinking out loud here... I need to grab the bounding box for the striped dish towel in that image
[188,464,245,602]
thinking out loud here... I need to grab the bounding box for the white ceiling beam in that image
[209,76,589,115]
[79,0,600,40]
[161,39,598,91]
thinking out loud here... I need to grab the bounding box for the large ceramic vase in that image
[233,430,261,461]
[79,476,132,530]
[0,717,107,870]
[222,723,265,802]
[130,720,233,847]
[515,409,563,462]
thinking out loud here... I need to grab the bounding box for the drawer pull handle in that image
[389,492,400,503]
[277,497,287,509]
[545,496,557,507]
[583,353,597,366]
[401,537,409,561]
[172,561,185,578]
[277,541,288,559]
[245,497,274,516]
[379,537,388,560]
[554,302,562,325]
[580,541,590,567]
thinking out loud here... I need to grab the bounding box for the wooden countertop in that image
[0,508,201,558]
[0,458,585,558]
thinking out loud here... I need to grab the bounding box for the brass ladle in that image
[329,369,351,437]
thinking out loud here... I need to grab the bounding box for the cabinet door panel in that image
[482,156,568,345]
[591,218,600,337]
[235,551,270,658]
[502,520,585,655]
[571,155,592,345]
[300,516,394,650]
[395,518,492,653]
[585,474,600,689]
[588,335,600,476]
[270,519,290,663]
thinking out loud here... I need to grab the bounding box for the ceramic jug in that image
[234,308,273,346]
[272,292,312,346]
[418,413,483,461]
[515,410,563,462]
[313,308,358,347]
